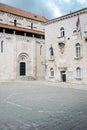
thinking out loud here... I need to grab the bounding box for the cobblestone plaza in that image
[0,81,87,130]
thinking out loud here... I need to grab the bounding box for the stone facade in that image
[0,3,46,81]
[45,8,87,84]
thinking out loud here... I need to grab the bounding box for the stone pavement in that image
[0,81,87,130]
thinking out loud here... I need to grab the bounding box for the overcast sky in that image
[0,0,87,19]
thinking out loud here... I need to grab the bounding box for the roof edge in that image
[45,7,87,25]
[0,2,48,23]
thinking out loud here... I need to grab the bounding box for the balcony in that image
[57,36,66,54]
[57,36,65,46]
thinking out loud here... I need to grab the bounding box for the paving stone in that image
[0,81,87,130]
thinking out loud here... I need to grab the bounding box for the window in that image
[76,43,81,58]
[31,23,33,29]
[1,40,3,53]
[60,27,65,37]
[76,67,82,78]
[73,29,77,35]
[50,68,54,77]
[49,45,54,56]
[14,19,17,26]
[40,45,42,55]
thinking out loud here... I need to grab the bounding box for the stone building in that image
[0,3,47,81]
[45,8,87,84]
[0,3,87,84]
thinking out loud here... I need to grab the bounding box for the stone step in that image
[19,76,35,81]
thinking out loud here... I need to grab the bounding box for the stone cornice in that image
[45,8,87,25]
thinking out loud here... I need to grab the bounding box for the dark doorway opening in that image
[61,71,66,82]
[20,62,26,76]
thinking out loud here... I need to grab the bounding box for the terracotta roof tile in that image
[0,23,45,35]
[0,3,48,22]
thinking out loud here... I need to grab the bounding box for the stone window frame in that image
[75,43,81,58]
[76,67,82,79]
[60,27,65,37]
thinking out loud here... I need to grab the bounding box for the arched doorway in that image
[18,53,30,77]
[20,62,26,76]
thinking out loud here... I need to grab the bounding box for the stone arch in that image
[17,53,31,77]
[18,52,30,62]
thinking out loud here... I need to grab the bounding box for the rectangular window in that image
[77,70,81,78]
[76,47,80,57]
[76,44,81,58]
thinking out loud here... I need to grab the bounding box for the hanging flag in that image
[76,15,80,32]
[76,15,82,39]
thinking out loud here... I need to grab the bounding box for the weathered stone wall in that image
[0,33,45,81]
[45,10,87,84]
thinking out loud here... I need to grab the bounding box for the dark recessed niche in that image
[0,28,3,32]
[85,38,87,42]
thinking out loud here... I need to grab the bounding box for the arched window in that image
[73,29,77,35]
[50,68,54,76]
[60,27,65,37]
[76,43,81,57]
[76,67,81,78]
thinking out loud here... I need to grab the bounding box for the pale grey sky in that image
[0,0,87,19]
